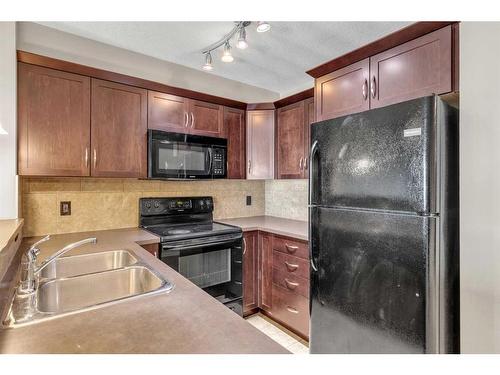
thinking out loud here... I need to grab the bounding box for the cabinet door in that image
[276,101,308,179]
[370,25,452,109]
[315,58,370,121]
[246,110,275,179]
[189,99,224,137]
[224,107,246,179]
[259,232,273,312]
[243,231,258,315]
[148,91,189,133]
[303,97,315,175]
[18,63,90,176]
[91,79,147,177]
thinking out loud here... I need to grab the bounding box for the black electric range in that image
[139,197,243,316]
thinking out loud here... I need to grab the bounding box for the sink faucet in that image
[18,236,97,294]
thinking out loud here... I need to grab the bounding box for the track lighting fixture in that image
[201,21,269,71]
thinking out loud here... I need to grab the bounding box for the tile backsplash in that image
[265,179,308,221]
[21,178,265,237]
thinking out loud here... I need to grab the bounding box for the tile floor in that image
[246,314,309,354]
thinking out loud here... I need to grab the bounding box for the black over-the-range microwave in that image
[148,130,227,180]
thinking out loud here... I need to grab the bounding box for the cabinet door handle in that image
[303,157,308,170]
[248,160,251,174]
[285,244,298,254]
[85,147,89,168]
[234,260,242,264]
[190,112,195,128]
[93,149,97,169]
[370,76,377,99]
[234,281,242,285]
[243,238,247,255]
[284,278,299,290]
[286,306,299,314]
[362,78,368,100]
[184,112,188,127]
[299,157,303,171]
[284,261,299,272]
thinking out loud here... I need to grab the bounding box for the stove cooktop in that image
[143,222,241,242]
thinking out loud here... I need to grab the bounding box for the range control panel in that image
[140,197,213,216]
[212,148,226,176]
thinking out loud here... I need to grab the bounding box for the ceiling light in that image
[202,52,213,71]
[236,28,248,49]
[221,42,234,63]
[256,21,271,33]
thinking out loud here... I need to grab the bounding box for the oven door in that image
[151,138,213,179]
[160,235,243,304]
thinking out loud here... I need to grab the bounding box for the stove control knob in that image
[154,201,160,209]
[145,202,152,209]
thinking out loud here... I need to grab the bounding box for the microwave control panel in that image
[212,148,226,177]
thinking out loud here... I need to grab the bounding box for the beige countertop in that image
[0,228,288,354]
[218,216,308,241]
[0,219,24,253]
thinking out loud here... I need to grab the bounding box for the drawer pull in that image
[285,244,299,253]
[234,260,242,264]
[284,278,299,290]
[286,306,299,314]
[234,281,242,285]
[284,261,299,272]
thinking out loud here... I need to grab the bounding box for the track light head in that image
[236,27,248,49]
[202,52,213,71]
[221,41,234,63]
[256,21,271,33]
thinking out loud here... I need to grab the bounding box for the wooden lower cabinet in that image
[244,230,310,339]
[243,231,259,315]
[259,232,273,312]
[140,243,159,258]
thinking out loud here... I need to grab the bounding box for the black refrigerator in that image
[308,95,459,354]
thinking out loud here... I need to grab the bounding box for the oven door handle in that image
[162,238,239,251]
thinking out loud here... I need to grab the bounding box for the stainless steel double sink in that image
[3,250,174,327]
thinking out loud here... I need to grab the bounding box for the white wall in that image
[0,22,18,219]
[460,22,500,353]
[16,22,279,103]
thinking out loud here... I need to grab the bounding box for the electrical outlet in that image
[60,201,71,216]
[246,196,252,206]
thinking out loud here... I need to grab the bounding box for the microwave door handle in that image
[208,148,213,175]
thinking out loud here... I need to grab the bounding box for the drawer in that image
[272,285,309,338]
[272,267,309,299]
[273,250,310,280]
[273,236,309,260]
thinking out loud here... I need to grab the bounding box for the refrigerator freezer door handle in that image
[309,140,319,272]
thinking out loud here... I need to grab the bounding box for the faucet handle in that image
[28,235,51,254]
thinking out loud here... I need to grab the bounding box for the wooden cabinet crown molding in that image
[17,50,247,110]
[306,21,458,78]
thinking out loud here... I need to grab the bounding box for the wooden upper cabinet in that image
[276,101,307,179]
[18,63,91,176]
[315,58,370,121]
[189,100,224,137]
[246,110,275,180]
[369,25,452,109]
[91,79,147,178]
[243,231,259,315]
[224,107,246,179]
[148,91,189,133]
[148,91,224,137]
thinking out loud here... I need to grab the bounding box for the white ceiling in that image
[36,21,411,97]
